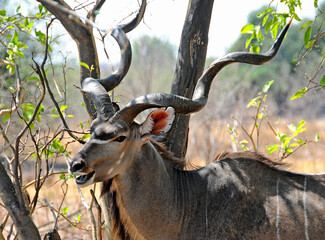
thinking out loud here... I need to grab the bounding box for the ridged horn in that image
[82,0,146,119]
[111,17,293,125]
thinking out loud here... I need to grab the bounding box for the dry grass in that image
[188,117,325,173]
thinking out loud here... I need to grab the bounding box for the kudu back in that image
[69,2,325,239]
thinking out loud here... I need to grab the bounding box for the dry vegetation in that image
[188,117,325,173]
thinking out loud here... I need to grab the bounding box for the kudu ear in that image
[141,107,175,137]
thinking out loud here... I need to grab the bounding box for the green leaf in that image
[283,136,293,148]
[304,26,312,46]
[28,76,39,81]
[35,29,46,43]
[38,4,44,13]
[266,145,279,154]
[0,10,6,16]
[76,214,81,222]
[60,105,68,112]
[290,143,300,148]
[279,133,289,143]
[288,124,296,133]
[262,14,269,26]
[291,87,307,100]
[256,26,264,40]
[297,120,306,130]
[62,207,69,215]
[257,7,273,19]
[293,13,302,22]
[80,121,84,129]
[296,139,305,145]
[7,65,15,75]
[300,21,313,31]
[247,96,261,108]
[81,134,91,140]
[320,75,325,85]
[315,133,320,142]
[2,113,10,123]
[285,148,293,154]
[241,24,254,34]
[270,22,280,40]
[265,20,272,34]
[258,113,265,119]
[79,62,90,70]
[262,80,274,93]
[314,0,318,8]
[11,30,18,44]
[16,42,28,49]
[305,40,315,49]
[245,35,254,49]
[250,45,260,53]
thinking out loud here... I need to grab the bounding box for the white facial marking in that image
[91,139,109,144]
[303,176,309,240]
[108,167,114,175]
[276,177,281,240]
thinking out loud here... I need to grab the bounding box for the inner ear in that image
[141,107,175,136]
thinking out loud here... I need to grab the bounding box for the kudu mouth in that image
[75,171,95,186]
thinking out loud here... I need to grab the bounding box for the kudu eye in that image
[114,136,126,142]
[95,133,111,141]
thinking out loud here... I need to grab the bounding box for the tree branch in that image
[0,161,41,240]
[88,0,106,22]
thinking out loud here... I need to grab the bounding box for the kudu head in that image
[69,3,293,186]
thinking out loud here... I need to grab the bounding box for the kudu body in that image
[70,1,325,239]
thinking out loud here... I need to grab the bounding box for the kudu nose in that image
[70,160,85,173]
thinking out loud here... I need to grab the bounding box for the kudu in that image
[69,1,325,239]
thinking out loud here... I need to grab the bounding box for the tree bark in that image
[166,0,215,158]
[0,161,41,240]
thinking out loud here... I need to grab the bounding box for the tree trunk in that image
[0,162,41,240]
[166,0,215,158]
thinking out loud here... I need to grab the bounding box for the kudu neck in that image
[112,141,204,239]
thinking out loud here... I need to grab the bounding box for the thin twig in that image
[43,198,58,229]
[232,115,256,151]
[90,189,102,240]
[77,186,97,240]
[13,60,46,208]
[87,0,106,22]
[38,206,86,230]
[54,181,69,229]
[39,202,88,231]
[281,140,312,160]
[38,0,105,33]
